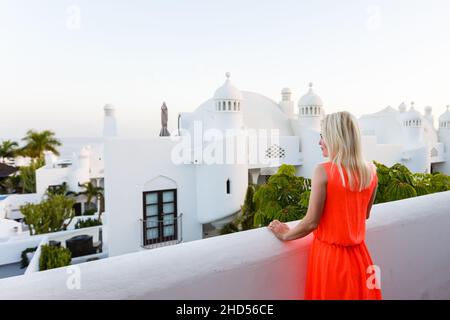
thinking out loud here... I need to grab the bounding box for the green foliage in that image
[20,129,61,159]
[18,158,44,194]
[373,161,450,204]
[75,218,102,229]
[82,208,97,216]
[220,184,258,235]
[253,164,311,228]
[77,182,104,220]
[45,182,76,198]
[221,161,450,235]
[0,140,19,159]
[20,247,38,269]
[0,175,21,194]
[20,195,76,235]
[39,244,71,271]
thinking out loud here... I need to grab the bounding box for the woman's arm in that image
[366,163,378,220]
[366,185,377,220]
[279,164,327,241]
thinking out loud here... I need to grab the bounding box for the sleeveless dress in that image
[304,161,382,300]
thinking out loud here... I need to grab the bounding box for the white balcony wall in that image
[0,191,449,299]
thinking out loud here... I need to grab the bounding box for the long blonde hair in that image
[321,111,374,192]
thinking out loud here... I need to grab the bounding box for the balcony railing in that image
[139,213,183,249]
[0,192,450,299]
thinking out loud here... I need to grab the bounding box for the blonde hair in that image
[321,111,374,192]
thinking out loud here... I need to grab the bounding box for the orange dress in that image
[304,161,382,300]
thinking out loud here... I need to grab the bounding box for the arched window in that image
[226,179,231,194]
[234,101,236,111]
[228,101,231,110]
[431,148,438,157]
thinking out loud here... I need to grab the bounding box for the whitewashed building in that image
[104,73,450,257]
[2,73,449,258]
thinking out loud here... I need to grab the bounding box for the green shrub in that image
[374,161,450,204]
[82,208,97,216]
[253,164,311,227]
[39,244,71,271]
[74,218,102,229]
[20,195,76,235]
[220,184,258,235]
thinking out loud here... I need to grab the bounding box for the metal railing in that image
[139,213,183,249]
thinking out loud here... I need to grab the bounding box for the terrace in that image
[0,190,449,299]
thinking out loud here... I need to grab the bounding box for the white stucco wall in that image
[0,193,41,220]
[104,137,202,257]
[35,167,69,196]
[296,128,327,179]
[1,190,449,299]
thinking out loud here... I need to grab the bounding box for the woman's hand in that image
[268,220,290,241]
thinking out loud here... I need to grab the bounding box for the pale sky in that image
[1,0,449,140]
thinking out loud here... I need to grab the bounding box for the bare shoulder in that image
[366,161,377,174]
[314,164,328,183]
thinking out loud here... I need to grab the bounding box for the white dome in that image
[214,72,242,100]
[439,105,450,121]
[402,103,423,121]
[104,104,115,110]
[398,102,407,112]
[424,106,432,113]
[189,91,294,136]
[298,83,323,107]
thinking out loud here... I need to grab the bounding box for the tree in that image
[45,182,76,198]
[77,182,104,219]
[253,164,311,228]
[220,184,257,235]
[0,140,19,162]
[20,129,61,160]
[20,195,76,235]
[373,161,450,203]
[0,175,22,194]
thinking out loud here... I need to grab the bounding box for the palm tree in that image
[0,140,19,163]
[20,130,61,160]
[77,182,104,220]
[45,182,77,198]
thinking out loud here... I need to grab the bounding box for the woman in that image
[268,111,382,300]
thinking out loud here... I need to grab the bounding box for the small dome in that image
[398,102,407,112]
[104,104,115,110]
[424,106,432,113]
[298,83,323,107]
[439,105,450,121]
[402,103,423,121]
[214,72,242,100]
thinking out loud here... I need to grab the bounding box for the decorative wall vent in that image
[265,145,286,159]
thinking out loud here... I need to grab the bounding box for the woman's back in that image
[314,161,378,246]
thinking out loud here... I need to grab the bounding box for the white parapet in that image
[0,191,449,299]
